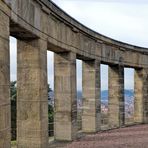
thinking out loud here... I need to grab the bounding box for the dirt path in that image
[50,124,148,148]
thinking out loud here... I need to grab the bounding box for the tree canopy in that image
[10,81,54,140]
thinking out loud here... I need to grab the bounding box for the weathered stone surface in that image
[17,39,48,148]
[143,69,148,123]
[54,52,77,141]
[134,69,148,124]
[134,69,144,123]
[0,3,11,148]
[82,60,101,133]
[108,65,125,128]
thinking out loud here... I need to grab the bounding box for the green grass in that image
[11,140,16,146]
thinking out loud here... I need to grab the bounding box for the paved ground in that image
[50,124,148,148]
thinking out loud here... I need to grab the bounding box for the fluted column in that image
[54,52,77,141]
[0,2,11,148]
[82,60,101,133]
[134,68,148,123]
[17,39,48,148]
[108,65,124,128]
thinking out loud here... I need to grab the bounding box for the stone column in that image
[54,52,77,141]
[17,39,48,148]
[134,68,148,123]
[108,65,124,128]
[0,3,11,148]
[143,69,148,124]
[82,60,101,133]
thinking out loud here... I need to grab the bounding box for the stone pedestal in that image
[17,39,49,148]
[0,4,11,148]
[108,65,124,128]
[134,69,148,124]
[82,60,101,133]
[54,52,77,141]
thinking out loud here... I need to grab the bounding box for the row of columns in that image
[0,9,148,148]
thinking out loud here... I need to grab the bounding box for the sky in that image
[10,0,148,90]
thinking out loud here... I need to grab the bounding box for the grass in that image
[11,140,16,147]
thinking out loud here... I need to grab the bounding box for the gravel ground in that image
[50,124,148,148]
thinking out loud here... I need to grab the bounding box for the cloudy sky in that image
[10,0,148,90]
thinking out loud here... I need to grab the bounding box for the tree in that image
[47,84,54,136]
[11,81,17,101]
[10,81,54,139]
[11,81,17,140]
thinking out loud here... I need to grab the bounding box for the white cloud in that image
[76,60,82,91]
[52,0,148,47]
[52,0,148,4]
[101,64,108,90]
[10,37,17,81]
[124,68,134,90]
[47,51,54,89]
